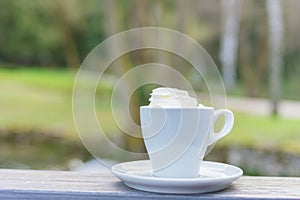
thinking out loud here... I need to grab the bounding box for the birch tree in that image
[219,0,242,91]
[266,0,284,116]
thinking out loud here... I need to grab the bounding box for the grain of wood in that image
[0,169,299,199]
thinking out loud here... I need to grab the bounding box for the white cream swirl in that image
[149,87,198,108]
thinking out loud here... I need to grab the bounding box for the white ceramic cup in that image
[140,106,234,178]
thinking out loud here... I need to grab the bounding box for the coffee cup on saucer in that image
[140,87,234,178]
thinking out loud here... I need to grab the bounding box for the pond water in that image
[0,130,91,170]
[1,131,300,176]
[207,146,300,176]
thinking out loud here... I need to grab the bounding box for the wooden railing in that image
[0,169,299,199]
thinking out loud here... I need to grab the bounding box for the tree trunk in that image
[239,0,268,97]
[219,0,242,91]
[52,0,81,69]
[266,0,284,116]
[103,0,145,153]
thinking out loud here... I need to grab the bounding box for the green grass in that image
[0,68,115,139]
[218,112,300,154]
[0,68,300,155]
[0,68,75,92]
[0,68,74,137]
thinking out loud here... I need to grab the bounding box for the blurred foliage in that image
[0,0,105,67]
[0,0,299,99]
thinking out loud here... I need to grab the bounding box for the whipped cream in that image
[148,87,198,108]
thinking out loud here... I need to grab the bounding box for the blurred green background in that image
[0,0,299,175]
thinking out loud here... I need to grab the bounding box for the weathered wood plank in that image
[0,169,299,199]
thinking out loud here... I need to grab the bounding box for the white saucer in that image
[111,160,243,194]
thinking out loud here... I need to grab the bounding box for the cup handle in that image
[207,109,234,145]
